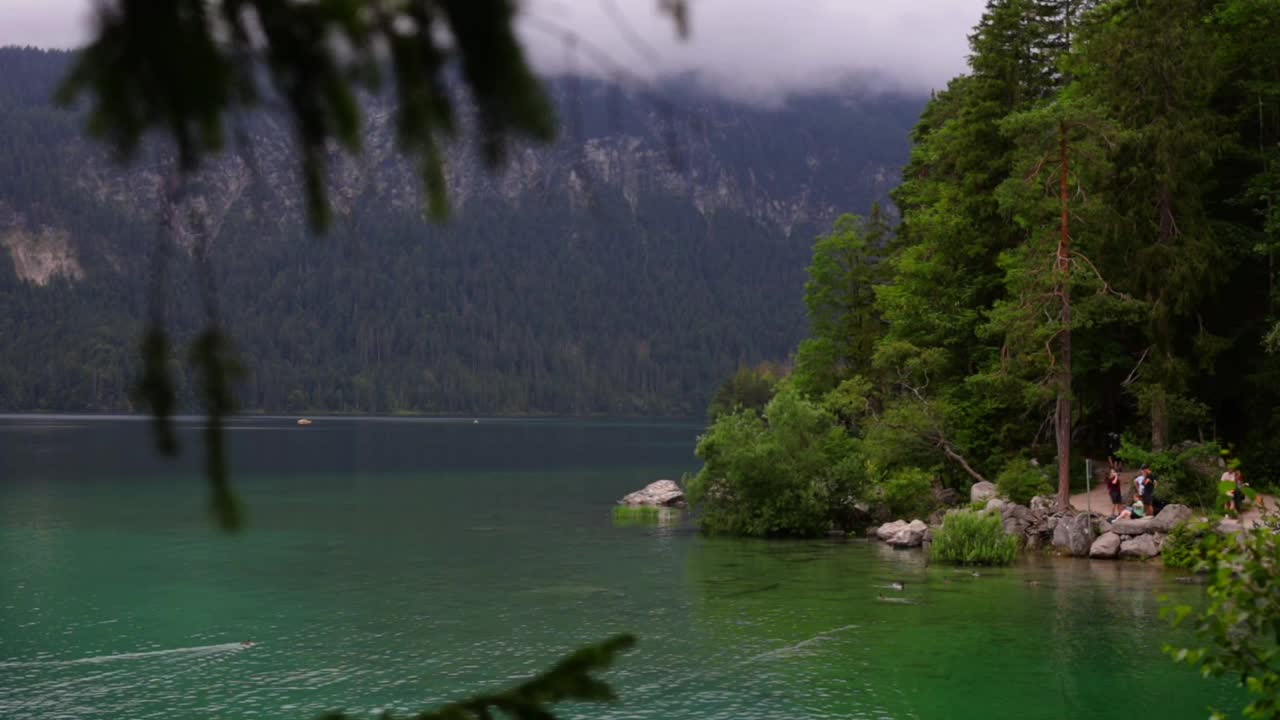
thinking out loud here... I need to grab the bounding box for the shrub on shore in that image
[929,509,1019,565]
[1160,520,1221,569]
[996,459,1052,506]
[883,467,935,520]
[688,383,865,537]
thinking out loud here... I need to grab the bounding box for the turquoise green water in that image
[0,416,1238,719]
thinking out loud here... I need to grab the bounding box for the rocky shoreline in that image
[867,480,1242,561]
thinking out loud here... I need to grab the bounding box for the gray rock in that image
[970,481,999,504]
[1003,503,1033,522]
[618,479,686,507]
[985,498,1006,514]
[1119,534,1159,558]
[1150,504,1194,533]
[933,486,964,507]
[1217,518,1243,535]
[1109,517,1155,535]
[875,520,908,542]
[1029,495,1057,514]
[1003,516,1029,537]
[1152,532,1167,552]
[888,522,927,548]
[1089,531,1122,558]
[1052,513,1095,556]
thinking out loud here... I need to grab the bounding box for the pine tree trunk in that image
[1055,121,1073,511]
[1151,385,1169,451]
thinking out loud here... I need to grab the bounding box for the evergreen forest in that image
[692,0,1280,534]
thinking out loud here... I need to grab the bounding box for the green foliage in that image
[1116,439,1222,509]
[996,459,1053,506]
[707,364,782,421]
[882,467,936,520]
[611,505,679,527]
[1163,517,1280,719]
[1161,520,1221,570]
[929,509,1019,566]
[688,383,865,537]
[794,211,888,395]
[319,633,634,720]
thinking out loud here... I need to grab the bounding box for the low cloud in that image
[517,0,986,99]
[0,0,986,99]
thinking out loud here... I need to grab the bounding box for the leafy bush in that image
[1164,515,1280,719]
[929,509,1019,565]
[996,459,1053,505]
[882,467,936,519]
[688,383,866,537]
[1161,520,1221,569]
[1116,439,1221,508]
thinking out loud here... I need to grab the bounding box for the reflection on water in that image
[0,417,1243,720]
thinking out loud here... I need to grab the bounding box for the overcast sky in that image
[0,0,987,98]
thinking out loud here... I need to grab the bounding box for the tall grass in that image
[929,509,1019,566]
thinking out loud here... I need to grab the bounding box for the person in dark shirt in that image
[1140,468,1157,517]
[1106,468,1124,519]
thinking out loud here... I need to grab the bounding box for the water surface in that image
[0,416,1238,719]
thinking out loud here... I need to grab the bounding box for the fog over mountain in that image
[1,0,987,100]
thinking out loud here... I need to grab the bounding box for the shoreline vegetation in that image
[683,0,1278,553]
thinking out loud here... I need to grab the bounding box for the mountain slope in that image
[0,47,923,415]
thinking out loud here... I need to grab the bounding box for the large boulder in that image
[1003,515,1030,538]
[1109,517,1155,535]
[618,479,686,507]
[1052,512,1095,556]
[1150,504,1195,533]
[1089,531,1122,559]
[876,520,909,541]
[1119,534,1160,559]
[888,520,929,548]
[970,481,999,504]
[985,498,1006,514]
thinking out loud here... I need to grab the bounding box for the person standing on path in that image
[1107,467,1124,519]
[1140,469,1157,517]
[1133,465,1150,500]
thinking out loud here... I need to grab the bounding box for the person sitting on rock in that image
[1114,496,1145,521]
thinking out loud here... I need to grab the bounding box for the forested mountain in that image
[0,47,924,415]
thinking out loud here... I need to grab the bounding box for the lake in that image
[0,416,1237,719]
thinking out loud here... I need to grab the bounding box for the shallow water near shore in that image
[0,416,1238,719]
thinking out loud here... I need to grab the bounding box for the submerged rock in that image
[618,479,686,507]
[1089,531,1122,559]
[970,481,998,504]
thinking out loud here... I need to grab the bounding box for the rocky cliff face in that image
[0,47,923,414]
